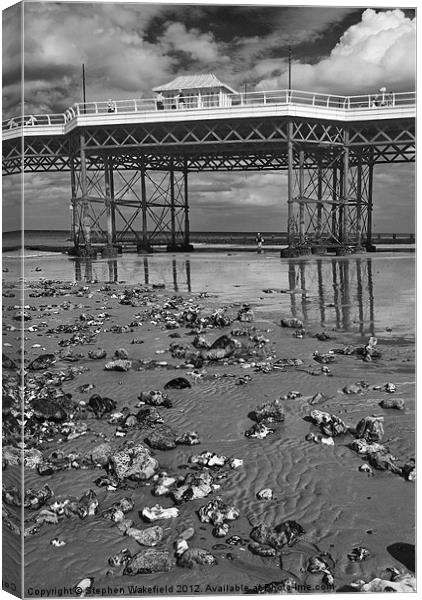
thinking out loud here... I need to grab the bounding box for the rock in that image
[127,525,164,546]
[2,354,18,370]
[245,423,273,439]
[250,520,305,549]
[237,305,254,322]
[31,398,68,422]
[164,377,191,390]
[359,464,374,476]
[248,542,277,557]
[144,425,177,451]
[102,498,134,521]
[27,354,56,371]
[171,471,215,504]
[114,348,129,359]
[305,432,334,446]
[309,392,330,405]
[88,348,107,360]
[213,523,230,537]
[190,451,227,468]
[89,443,113,467]
[351,574,416,593]
[178,548,217,568]
[198,497,240,526]
[379,398,405,410]
[349,439,385,455]
[402,460,416,481]
[201,335,239,361]
[175,539,189,557]
[23,484,53,510]
[343,383,363,394]
[124,550,175,575]
[281,318,303,329]
[357,336,381,361]
[138,390,172,408]
[175,431,200,446]
[75,578,94,596]
[104,360,132,372]
[88,394,117,418]
[310,410,348,437]
[384,382,397,393]
[108,548,132,568]
[78,490,99,518]
[152,472,177,497]
[256,488,273,501]
[368,450,402,474]
[348,546,370,562]
[313,351,335,364]
[249,399,285,426]
[141,505,179,522]
[136,406,164,426]
[50,537,66,547]
[177,526,196,542]
[355,415,384,442]
[109,443,158,482]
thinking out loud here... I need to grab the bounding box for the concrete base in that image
[137,243,154,254]
[335,246,354,256]
[101,245,119,258]
[68,246,97,258]
[280,246,311,258]
[166,243,194,252]
[311,246,327,256]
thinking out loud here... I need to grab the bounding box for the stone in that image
[144,425,177,451]
[348,546,370,562]
[248,542,277,557]
[175,431,200,446]
[171,471,215,504]
[281,318,303,329]
[256,488,274,501]
[379,398,405,410]
[114,348,129,359]
[88,348,107,360]
[198,497,240,526]
[126,525,164,546]
[27,354,56,370]
[109,443,158,482]
[124,550,175,575]
[250,520,305,549]
[89,443,113,467]
[138,390,172,408]
[88,394,117,418]
[355,415,384,442]
[250,399,285,426]
[310,409,348,437]
[201,335,239,361]
[108,548,132,568]
[141,505,179,522]
[177,548,217,568]
[164,377,191,390]
[104,359,132,372]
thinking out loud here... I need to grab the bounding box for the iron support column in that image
[317,162,323,240]
[331,162,337,240]
[169,167,176,249]
[356,153,363,249]
[366,160,375,251]
[287,121,294,246]
[70,155,78,247]
[298,148,305,245]
[342,129,350,245]
[183,163,191,248]
[79,131,93,255]
[138,161,152,253]
[102,155,117,257]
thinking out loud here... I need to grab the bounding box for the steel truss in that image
[69,133,190,253]
[2,115,415,254]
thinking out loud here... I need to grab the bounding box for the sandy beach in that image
[2,251,415,596]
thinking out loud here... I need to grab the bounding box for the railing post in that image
[286,90,289,103]
[392,92,396,107]
[263,92,266,105]
[134,99,137,112]
[95,103,98,114]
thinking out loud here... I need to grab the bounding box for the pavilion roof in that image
[152,73,237,95]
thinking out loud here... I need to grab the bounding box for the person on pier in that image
[156,92,164,110]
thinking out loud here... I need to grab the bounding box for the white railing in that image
[2,89,416,132]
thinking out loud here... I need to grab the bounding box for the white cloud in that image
[256,9,415,94]
[159,22,228,64]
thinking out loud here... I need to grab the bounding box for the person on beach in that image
[256,232,264,253]
[156,92,164,110]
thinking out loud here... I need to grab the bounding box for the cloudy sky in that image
[2,1,416,232]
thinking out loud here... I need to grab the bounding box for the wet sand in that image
[2,252,415,596]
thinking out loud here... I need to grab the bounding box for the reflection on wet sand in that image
[287,258,374,334]
[74,255,374,334]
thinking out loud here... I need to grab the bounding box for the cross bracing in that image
[2,97,415,254]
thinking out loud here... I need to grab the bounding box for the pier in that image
[2,88,415,256]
